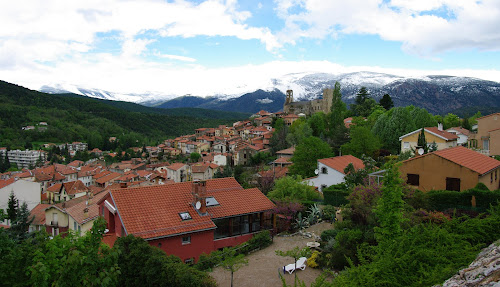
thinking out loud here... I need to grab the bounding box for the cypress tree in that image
[7,191,18,223]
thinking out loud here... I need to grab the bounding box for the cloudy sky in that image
[1,0,500,96]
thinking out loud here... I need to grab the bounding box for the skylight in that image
[206,196,219,207]
[179,212,192,220]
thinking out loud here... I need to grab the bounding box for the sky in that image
[1,0,500,96]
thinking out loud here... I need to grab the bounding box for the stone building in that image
[283,89,334,116]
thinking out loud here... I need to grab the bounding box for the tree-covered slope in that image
[0,81,244,150]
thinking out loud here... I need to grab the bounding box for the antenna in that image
[195,201,201,210]
[418,148,424,155]
[314,169,319,175]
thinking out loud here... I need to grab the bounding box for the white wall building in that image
[306,155,364,192]
[0,179,42,225]
[7,149,47,169]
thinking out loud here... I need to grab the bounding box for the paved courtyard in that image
[209,222,333,287]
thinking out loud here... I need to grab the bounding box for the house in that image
[29,203,51,232]
[446,127,470,146]
[94,171,121,188]
[276,147,295,159]
[45,191,108,237]
[306,155,365,192]
[191,162,219,181]
[46,180,89,203]
[399,124,458,153]
[233,144,260,166]
[399,146,500,191]
[166,162,190,182]
[283,114,300,126]
[468,113,500,156]
[0,178,42,225]
[98,178,275,262]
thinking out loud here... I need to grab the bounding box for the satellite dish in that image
[195,201,201,210]
[314,169,319,175]
[418,148,424,155]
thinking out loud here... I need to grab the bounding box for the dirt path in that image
[209,222,333,287]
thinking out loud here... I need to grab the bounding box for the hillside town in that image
[2,87,500,286]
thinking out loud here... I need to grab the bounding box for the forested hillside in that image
[0,81,245,150]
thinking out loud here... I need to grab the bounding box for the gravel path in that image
[209,222,333,287]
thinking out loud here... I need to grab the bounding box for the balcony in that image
[50,220,58,226]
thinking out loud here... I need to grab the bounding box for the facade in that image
[7,149,47,169]
[399,125,458,153]
[283,89,334,116]
[306,155,364,192]
[98,178,275,262]
[468,113,500,156]
[399,146,500,191]
[0,179,42,225]
[446,127,470,146]
[166,163,189,182]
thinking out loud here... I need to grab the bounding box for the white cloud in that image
[154,52,197,62]
[274,0,500,55]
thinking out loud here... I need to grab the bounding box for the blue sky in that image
[0,0,499,96]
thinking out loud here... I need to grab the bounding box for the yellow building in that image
[399,125,458,154]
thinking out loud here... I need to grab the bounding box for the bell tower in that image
[285,90,293,104]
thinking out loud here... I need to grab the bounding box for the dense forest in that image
[0,81,247,150]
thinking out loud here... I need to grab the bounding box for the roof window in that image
[179,212,192,220]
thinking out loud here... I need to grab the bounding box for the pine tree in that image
[9,202,33,241]
[7,191,18,223]
[417,128,428,154]
[379,94,394,110]
[4,152,10,171]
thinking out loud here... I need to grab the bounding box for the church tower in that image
[323,88,334,113]
[285,90,293,104]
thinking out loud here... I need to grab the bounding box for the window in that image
[491,173,493,183]
[321,184,327,191]
[403,142,410,149]
[321,167,328,174]
[231,216,241,236]
[179,212,192,221]
[214,218,230,239]
[184,258,194,265]
[496,170,498,181]
[158,243,162,248]
[241,215,250,234]
[73,221,77,230]
[407,174,420,186]
[446,177,461,191]
[251,213,261,232]
[182,236,191,245]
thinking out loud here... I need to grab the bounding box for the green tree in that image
[270,118,290,155]
[443,113,460,129]
[289,137,333,178]
[417,128,428,154]
[9,202,33,241]
[307,112,327,138]
[221,249,248,287]
[374,161,405,250]
[372,107,416,154]
[326,87,349,154]
[214,166,233,178]
[411,107,437,128]
[286,119,313,146]
[351,87,377,117]
[341,126,381,158]
[462,117,472,130]
[267,175,319,202]
[190,152,201,163]
[7,191,18,224]
[379,94,394,110]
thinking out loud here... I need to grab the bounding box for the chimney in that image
[120,182,127,189]
[438,122,443,131]
[192,180,207,215]
[62,202,66,209]
[84,207,89,218]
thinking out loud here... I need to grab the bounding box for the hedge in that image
[424,188,500,213]
[323,184,350,206]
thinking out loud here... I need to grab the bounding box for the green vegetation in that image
[267,175,319,202]
[0,81,245,150]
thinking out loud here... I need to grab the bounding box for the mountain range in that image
[40,71,500,115]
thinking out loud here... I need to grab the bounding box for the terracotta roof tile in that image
[108,178,274,239]
[95,172,121,184]
[276,147,295,155]
[0,178,15,189]
[425,127,459,141]
[47,183,62,193]
[433,146,500,175]
[29,203,51,225]
[318,155,365,174]
[167,162,186,171]
[447,127,471,136]
[65,191,109,224]
[63,180,89,195]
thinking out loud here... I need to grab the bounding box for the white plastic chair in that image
[283,257,307,274]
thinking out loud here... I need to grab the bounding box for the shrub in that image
[307,251,321,268]
[322,205,337,221]
[474,182,489,191]
[320,229,337,242]
[323,184,350,206]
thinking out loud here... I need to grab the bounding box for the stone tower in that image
[284,90,294,114]
[322,88,334,113]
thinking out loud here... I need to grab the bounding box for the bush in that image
[424,189,500,213]
[307,251,321,268]
[474,182,489,191]
[322,205,337,221]
[323,184,350,206]
[320,229,338,242]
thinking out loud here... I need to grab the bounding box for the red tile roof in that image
[95,172,121,184]
[167,162,186,171]
[29,203,51,225]
[102,233,118,248]
[425,127,459,141]
[0,178,15,189]
[107,178,274,239]
[63,180,89,195]
[318,155,365,174]
[274,157,292,164]
[65,191,109,225]
[446,127,471,136]
[433,146,500,175]
[47,183,63,193]
[276,147,295,155]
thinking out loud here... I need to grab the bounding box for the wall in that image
[489,129,500,156]
[399,154,479,191]
[478,169,500,191]
[306,163,345,192]
[213,233,253,250]
[400,130,454,153]
[0,179,41,212]
[149,230,215,262]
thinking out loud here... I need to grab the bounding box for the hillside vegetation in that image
[0,81,246,150]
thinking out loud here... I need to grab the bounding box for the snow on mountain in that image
[38,71,499,112]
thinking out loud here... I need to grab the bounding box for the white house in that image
[306,155,364,192]
[446,127,470,146]
[0,179,42,225]
[213,153,229,166]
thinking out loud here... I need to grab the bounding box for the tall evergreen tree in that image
[7,191,18,223]
[379,94,394,110]
[4,152,10,171]
[417,128,428,154]
[9,202,33,241]
[462,117,472,130]
[351,87,376,117]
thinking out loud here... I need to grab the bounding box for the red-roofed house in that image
[166,163,189,183]
[468,113,500,156]
[29,203,51,232]
[399,146,500,191]
[399,124,458,153]
[46,180,89,203]
[191,163,219,181]
[98,178,275,262]
[306,155,365,192]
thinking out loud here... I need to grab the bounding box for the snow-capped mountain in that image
[39,71,500,115]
